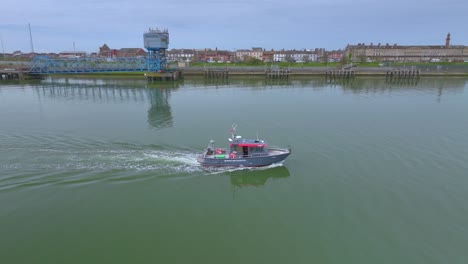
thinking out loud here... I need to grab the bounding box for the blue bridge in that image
[28,28,170,75]
[29,55,167,74]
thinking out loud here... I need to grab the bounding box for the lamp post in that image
[0,35,5,55]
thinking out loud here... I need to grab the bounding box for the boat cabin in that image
[229,138,268,157]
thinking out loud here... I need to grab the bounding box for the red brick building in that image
[329,50,343,62]
[196,48,234,62]
[99,44,147,58]
[117,48,147,57]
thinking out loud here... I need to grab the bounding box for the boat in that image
[197,125,291,167]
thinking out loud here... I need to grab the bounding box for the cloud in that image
[0,0,466,52]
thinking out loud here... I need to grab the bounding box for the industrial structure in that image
[144,28,169,72]
[28,28,171,75]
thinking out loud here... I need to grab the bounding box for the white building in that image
[235,47,264,61]
[167,49,195,62]
[274,50,318,62]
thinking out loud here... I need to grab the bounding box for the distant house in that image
[12,50,22,56]
[274,50,302,62]
[290,50,317,62]
[98,44,146,58]
[167,49,195,62]
[235,48,264,61]
[309,52,319,62]
[272,49,321,62]
[262,50,274,62]
[59,51,87,58]
[117,48,147,57]
[99,44,115,57]
[328,50,343,62]
[196,48,234,62]
[273,50,289,62]
[235,49,250,62]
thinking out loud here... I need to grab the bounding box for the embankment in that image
[182,66,468,76]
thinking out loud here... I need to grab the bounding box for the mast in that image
[230,123,237,139]
[28,23,34,53]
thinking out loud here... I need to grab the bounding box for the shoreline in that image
[2,66,468,81]
[181,67,468,77]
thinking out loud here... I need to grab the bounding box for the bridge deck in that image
[29,56,166,74]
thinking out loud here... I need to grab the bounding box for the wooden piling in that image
[324,69,354,80]
[204,70,228,79]
[386,68,420,80]
[265,69,290,79]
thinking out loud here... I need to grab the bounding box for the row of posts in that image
[204,70,228,79]
[325,70,355,79]
[204,70,292,79]
[386,69,420,79]
[265,69,290,79]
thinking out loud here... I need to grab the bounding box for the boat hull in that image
[198,148,291,167]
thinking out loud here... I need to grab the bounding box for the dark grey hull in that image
[197,148,291,167]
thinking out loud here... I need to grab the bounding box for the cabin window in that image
[232,146,243,153]
[230,145,265,156]
[249,147,264,154]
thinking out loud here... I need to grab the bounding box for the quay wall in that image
[2,61,467,80]
[182,66,468,76]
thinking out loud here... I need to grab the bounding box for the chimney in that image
[446,33,451,47]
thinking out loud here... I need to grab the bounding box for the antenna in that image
[230,123,237,138]
[0,35,4,55]
[28,23,34,53]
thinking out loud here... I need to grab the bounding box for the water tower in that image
[144,28,169,72]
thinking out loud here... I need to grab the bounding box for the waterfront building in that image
[195,48,234,62]
[273,50,290,62]
[99,44,115,57]
[116,48,146,58]
[167,49,195,62]
[59,51,87,58]
[235,49,250,62]
[235,47,263,62]
[328,50,343,62]
[344,33,468,63]
[273,49,319,62]
[98,44,146,58]
[262,50,274,62]
[291,50,317,62]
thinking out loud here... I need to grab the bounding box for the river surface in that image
[1,76,468,263]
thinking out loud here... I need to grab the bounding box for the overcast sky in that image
[0,0,466,53]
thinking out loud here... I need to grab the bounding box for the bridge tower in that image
[144,28,169,72]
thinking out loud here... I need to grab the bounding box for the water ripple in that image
[0,135,205,191]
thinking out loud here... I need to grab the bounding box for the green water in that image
[1,76,468,263]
